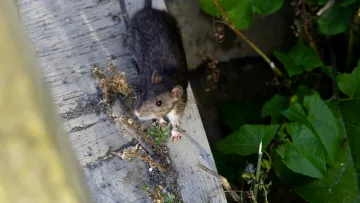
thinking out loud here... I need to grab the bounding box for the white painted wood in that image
[16,0,227,202]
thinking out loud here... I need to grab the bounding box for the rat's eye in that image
[156,100,162,106]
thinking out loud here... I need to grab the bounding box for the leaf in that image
[340,0,358,7]
[295,100,360,202]
[276,123,326,178]
[281,92,340,165]
[295,85,314,104]
[274,42,323,76]
[288,43,324,71]
[199,0,253,30]
[340,100,360,183]
[274,50,303,77]
[281,103,307,122]
[199,0,239,16]
[200,0,284,30]
[322,65,334,79]
[317,2,356,36]
[217,124,280,155]
[337,60,360,98]
[318,0,327,5]
[261,94,288,124]
[227,1,253,30]
[249,0,284,15]
[273,152,303,186]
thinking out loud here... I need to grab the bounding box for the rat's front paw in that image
[170,129,182,142]
[159,118,168,129]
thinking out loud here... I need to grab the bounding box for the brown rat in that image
[123,0,188,141]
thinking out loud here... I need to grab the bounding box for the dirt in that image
[60,92,107,120]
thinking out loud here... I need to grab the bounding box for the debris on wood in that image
[91,61,183,202]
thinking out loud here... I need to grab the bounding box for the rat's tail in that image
[144,0,152,8]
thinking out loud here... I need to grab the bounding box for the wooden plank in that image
[0,1,92,202]
[17,0,227,202]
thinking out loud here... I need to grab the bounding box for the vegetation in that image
[200,0,360,202]
[147,123,172,145]
[141,184,179,203]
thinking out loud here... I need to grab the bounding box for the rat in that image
[123,0,189,142]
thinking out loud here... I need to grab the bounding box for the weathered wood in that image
[17,0,226,202]
[0,1,92,202]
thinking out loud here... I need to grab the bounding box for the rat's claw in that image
[170,130,182,142]
[159,118,168,129]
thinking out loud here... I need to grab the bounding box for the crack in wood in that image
[118,0,130,29]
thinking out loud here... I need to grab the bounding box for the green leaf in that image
[318,0,327,5]
[288,43,324,71]
[274,50,303,77]
[340,0,358,7]
[295,85,314,104]
[295,100,360,202]
[217,124,280,155]
[199,0,239,16]
[337,60,360,98]
[200,0,284,30]
[249,0,284,15]
[273,152,304,186]
[276,123,326,178]
[322,65,334,79]
[274,42,323,76]
[340,100,360,183]
[317,2,355,36]
[199,0,253,30]
[261,94,288,124]
[281,103,307,122]
[281,92,340,165]
[227,1,253,30]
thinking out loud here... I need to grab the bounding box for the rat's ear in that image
[151,70,161,84]
[171,86,183,101]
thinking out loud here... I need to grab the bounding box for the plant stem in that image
[253,141,263,200]
[212,0,284,77]
[317,0,335,16]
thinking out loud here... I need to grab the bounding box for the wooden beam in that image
[16,0,227,202]
[0,1,92,202]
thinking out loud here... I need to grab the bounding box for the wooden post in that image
[0,1,92,202]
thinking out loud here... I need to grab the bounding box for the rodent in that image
[123,0,188,141]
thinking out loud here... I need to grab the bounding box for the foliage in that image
[200,0,284,29]
[274,42,324,77]
[141,184,179,203]
[218,124,279,155]
[316,1,359,36]
[294,100,360,202]
[200,0,360,202]
[146,123,171,145]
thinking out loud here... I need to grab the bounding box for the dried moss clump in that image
[92,61,132,102]
[111,144,166,173]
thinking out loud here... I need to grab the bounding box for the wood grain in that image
[16,0,227,202]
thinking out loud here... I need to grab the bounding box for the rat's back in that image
[124,1,187,80]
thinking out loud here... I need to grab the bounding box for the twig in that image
[317,0,335,16]
[253,141,263,201]
[303,21,322,59]
[212,0,284,77]
[198,164,241,202]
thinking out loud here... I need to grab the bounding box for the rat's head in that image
[134,70,183,120]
